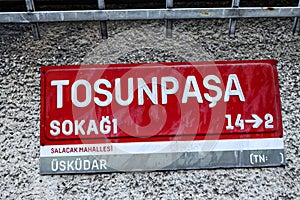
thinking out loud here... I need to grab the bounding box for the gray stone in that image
[0,19,299,199]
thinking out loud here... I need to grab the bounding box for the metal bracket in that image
[98,0,108,39]
[293,0,300,35]
[25,0,40,40]
[229,0,240,38]
[2,5,300,39]
[166,0,173,38]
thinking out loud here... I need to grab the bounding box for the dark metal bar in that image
[166,0,173,38]
[293,0,300,35]
[25,0,40,40]
[229,0,240,38]
[1,7,300,23]
[98,0,108,39]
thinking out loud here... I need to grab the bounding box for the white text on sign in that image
[51,74,245,109]
[225,114,274,130]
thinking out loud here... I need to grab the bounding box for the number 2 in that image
[264,114,274,128]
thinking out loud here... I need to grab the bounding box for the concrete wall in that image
[0,19,299,199]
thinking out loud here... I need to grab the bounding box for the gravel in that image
[0,18,300,199]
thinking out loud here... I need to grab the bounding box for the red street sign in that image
[41,60,282,145]
[40,60,285,174]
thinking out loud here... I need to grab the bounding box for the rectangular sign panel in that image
[40,60,285,174]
